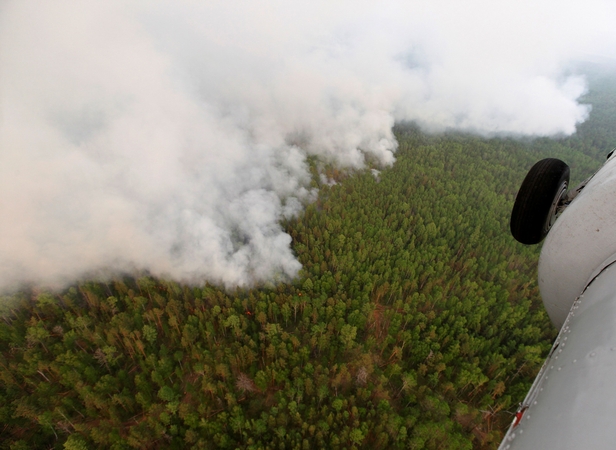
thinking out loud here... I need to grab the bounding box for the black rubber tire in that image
[510,158,570,245]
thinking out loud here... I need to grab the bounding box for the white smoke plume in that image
[1,0,615,290]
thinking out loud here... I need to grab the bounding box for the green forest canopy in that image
[1,64,615,449]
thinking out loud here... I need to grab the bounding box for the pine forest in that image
[2,66,616,449]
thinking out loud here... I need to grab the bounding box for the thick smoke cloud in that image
[1,0,615,290]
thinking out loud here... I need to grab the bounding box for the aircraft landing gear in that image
[510,158,570,245]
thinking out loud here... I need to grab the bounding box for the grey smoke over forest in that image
[1,0,615,291]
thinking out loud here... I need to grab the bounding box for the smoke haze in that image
[1,0,615,290]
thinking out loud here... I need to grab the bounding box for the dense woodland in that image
[2,65,616,449]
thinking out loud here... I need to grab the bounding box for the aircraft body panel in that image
[500,266,616,449]
[539,155,616,328]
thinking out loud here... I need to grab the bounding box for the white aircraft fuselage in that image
[500,154,616,449]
